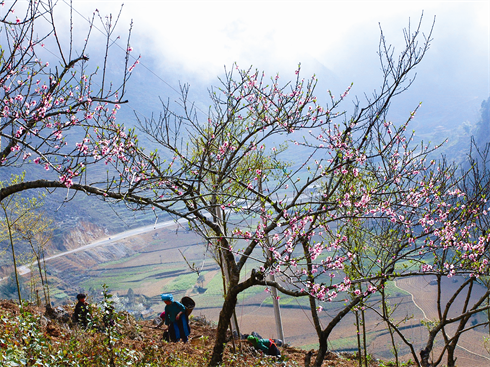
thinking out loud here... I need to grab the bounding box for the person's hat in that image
[161,293,173,302]
[76,293,86,300]
[247,335,258,345]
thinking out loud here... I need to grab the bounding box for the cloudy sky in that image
[5,0,487,130]
[64,1,488,82]
[60,1,488,120]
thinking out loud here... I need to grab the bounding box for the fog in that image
[14,0,489,140]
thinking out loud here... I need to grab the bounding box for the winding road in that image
[0,217,187,282]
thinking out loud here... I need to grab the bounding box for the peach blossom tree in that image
[0,0,141,203]
[122,15,490,367]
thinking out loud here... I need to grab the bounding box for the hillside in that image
[0,299,388,367]
[4,218,490,366]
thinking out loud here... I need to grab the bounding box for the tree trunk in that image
[41,253,51,306]
[420,330,437,367]
[356,310,362,367]
[208,289,238,366]
[361,307,368,367]
[314,296,362,366]
[381,286,399,366]
[313,330,329,367]
[446,345,457,367]
[36,259,48,305]
[420,347,431,367]
[4,212,22,304]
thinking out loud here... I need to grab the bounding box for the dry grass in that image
[0,299,387,367]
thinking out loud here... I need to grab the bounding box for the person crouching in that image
[161,293,190,343]
[247,335,281,357]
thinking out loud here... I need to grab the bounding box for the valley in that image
[4,218,490,366]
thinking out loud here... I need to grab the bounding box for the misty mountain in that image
[474,97,490,149]
[1,30,488,258]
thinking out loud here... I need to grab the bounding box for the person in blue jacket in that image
[161,293,190,343]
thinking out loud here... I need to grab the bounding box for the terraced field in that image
[396,276,490,366]
[20,222,490,365]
